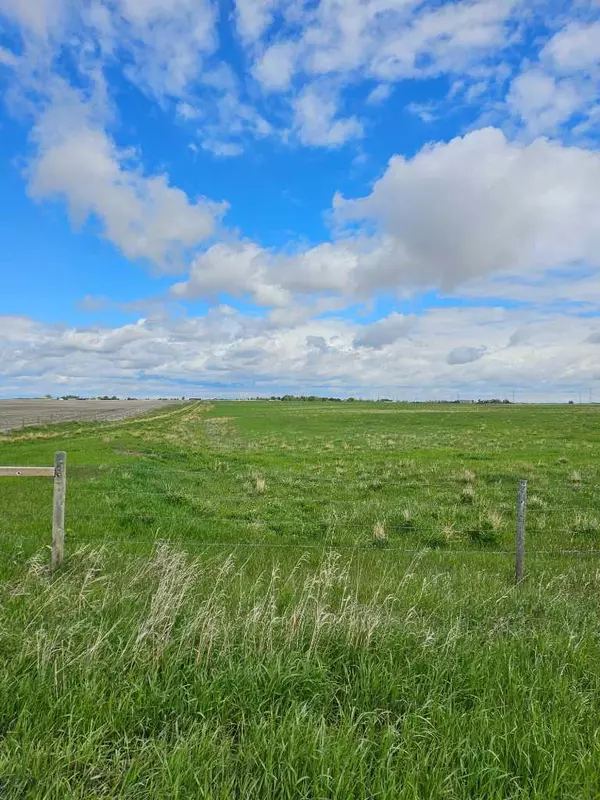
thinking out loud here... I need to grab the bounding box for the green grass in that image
[1,401,600,797]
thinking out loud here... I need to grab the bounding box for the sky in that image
[1,0,600,401]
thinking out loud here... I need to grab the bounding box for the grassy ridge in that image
[0,401,600,797]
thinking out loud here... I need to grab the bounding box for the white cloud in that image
[1,0,218,101]
[0,45,18,66]
[29,84,225,271]
[107,0,218,100]
[292,84,363,147]
[587,330,600,344]
[201,140,245,158]
[406,101,437,122]
[249,0,517,89]
[369,0,517,82]
[366,83,392,105]
[176,102,202,121]
[171,239,363,306]
[171,241,292,306]
[170,127,600,306]
[542,20,600,74]
[247,0,519,145]
[0,0,70,39]
[234,0,279,44]
[354,313,416,348]
[184,90,272,156]
[0,0,545,156]
[506,68,590,137]
[447,345,487,365]
[3,303,600,400]
[252,40,298,91]
[336,127,600,291]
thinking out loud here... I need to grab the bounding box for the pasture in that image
[0,400,599,798]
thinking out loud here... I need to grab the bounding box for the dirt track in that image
[0,399,182,432]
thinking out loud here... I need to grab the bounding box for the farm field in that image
[0,398,182,431]
[0,400,600,797]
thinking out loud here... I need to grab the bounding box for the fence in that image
[0,409,157,431]
[4,450,599,583]
[0,452,66,569]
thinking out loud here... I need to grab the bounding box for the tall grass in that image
[0,543,599,798]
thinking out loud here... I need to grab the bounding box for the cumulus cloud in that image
[87,0,218,101]
[250,0,516,89]
[252,41,297,91]
[507,327,533,347]
[2,0,582,157]
[171,239,359,306]
[542,21,600,74]
[292,84,363,147]
[336,128,600,290]
[3,304,600,400]
[0,0,70,39]
[1,0,218,100]
[447,345,487,365]
[234,0,279,44]
[244,0,520,147]
[506,69,588,138]
[171,241,292,306]
[353,313,416,349]
[169,127,600,306]
[28,84,224,271]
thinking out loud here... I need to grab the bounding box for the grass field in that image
[1,401,600,798]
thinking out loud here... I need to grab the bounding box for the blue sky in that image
[1,0,600,400]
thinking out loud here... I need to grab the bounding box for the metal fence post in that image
[515,479,527,584]
[52,451,67,569]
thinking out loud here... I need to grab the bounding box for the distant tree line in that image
[264,395,513,404]
[49,394,125,400]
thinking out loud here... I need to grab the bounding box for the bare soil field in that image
[0,399,181,431]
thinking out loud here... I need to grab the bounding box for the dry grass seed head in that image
[486,509,504,531]
[528,494,546,509]
[372,521,388,544]
[460,484,475,504]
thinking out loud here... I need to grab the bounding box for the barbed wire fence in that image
[2,453,600,580]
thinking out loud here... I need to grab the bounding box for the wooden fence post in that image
[515,479,527,584]
[52,451,67,569]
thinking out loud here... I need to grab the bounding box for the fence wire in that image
[3,460,600,561]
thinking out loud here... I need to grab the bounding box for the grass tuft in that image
[371,520,388,547]
[460,484,476,504]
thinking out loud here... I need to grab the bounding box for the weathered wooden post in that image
[52,451,67,569]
